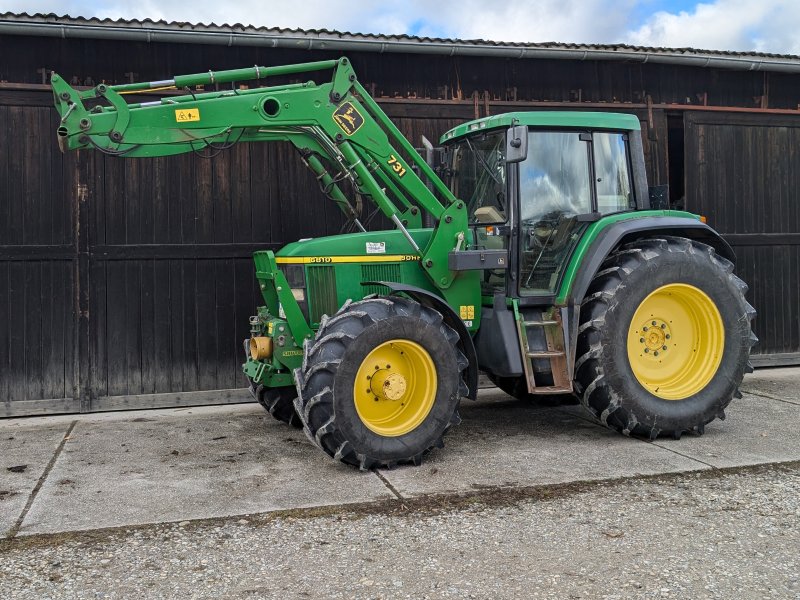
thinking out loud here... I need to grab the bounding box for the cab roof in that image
[440,111,641,143]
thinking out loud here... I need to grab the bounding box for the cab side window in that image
[593,133,634,214]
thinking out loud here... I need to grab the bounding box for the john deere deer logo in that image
[333,102,365,136]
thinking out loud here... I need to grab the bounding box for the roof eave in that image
[2,15,800,74]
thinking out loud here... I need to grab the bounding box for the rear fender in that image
[567,217,735,306]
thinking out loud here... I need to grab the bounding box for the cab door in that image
[517,130,634,299]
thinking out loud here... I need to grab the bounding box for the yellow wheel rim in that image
[626,283,725,400]
[353,339,437,437]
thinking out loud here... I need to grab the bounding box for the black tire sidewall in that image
[331,314,461,461]
[598,246,751,429]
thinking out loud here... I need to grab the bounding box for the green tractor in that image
[52,57,756,468]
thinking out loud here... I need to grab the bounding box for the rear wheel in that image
[575,237,756,439]
[294,296,468,469]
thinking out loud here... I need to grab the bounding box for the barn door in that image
[684,111,800,365]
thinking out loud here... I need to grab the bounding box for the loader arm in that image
[51,57,468,290]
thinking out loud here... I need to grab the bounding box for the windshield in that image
[447,130,507,224]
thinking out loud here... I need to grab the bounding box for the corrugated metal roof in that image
[2,12,799,65]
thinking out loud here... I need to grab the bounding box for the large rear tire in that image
[294,296,468,469]
[575,237,756,439]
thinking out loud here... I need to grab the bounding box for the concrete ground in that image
[1,367,798,540]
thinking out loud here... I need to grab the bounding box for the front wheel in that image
[294,296,468,469]
[249,382,302,429]
[575,237,756,439]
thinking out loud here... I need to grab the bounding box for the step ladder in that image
[513,302,573,394]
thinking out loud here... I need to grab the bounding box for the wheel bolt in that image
[661,324,666,329]
[644,348,649,353]
[640,338,644,343]
[386,364,391,369]
[643,326,649,331]
[654,351,659,356]
[652,321,657,326]
[666,334,671,339]
[662,345,668,351]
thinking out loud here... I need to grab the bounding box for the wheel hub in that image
[638,318,671,356]
[370,370,407,401]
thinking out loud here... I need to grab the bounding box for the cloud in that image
[628,0,800,54]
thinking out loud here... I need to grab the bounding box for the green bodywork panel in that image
[275,228,480,332]
[442,111,641,143]
[242,228,481,386]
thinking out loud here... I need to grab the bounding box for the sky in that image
[2,0,799,55]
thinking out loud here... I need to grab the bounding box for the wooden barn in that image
[1,13,799,416]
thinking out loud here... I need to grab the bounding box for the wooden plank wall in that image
[684,112,800,363]
[0,103,79,415]
[2,35,797,109]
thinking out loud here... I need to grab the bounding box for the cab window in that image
[593,132,634,214]
[449,130,507,224]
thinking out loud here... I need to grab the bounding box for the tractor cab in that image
[442,112,644,302]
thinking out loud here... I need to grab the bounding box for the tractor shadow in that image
[377,387,687,493]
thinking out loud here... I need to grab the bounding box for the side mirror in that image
[506,125,528,163]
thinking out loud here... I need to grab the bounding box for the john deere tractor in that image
[52,57,756,468]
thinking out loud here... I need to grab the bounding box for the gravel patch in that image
[1,466,798,599]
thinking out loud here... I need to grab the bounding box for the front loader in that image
[52,57,756,468]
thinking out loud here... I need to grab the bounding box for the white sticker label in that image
[366,242,386,254]
[278,303,286,319]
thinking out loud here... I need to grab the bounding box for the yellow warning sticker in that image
[459,305,475,320]
[175,108,200,122]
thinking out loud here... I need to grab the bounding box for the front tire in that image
[253,384,302,429]
[294,296,468,469]
[575,237,756,439]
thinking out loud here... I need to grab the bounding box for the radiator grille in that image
[307,266,338,323]
[361,264,402,296]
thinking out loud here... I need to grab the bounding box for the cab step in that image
[526,385,574,394]
[526,350,565,358]
[514,302,572,394]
